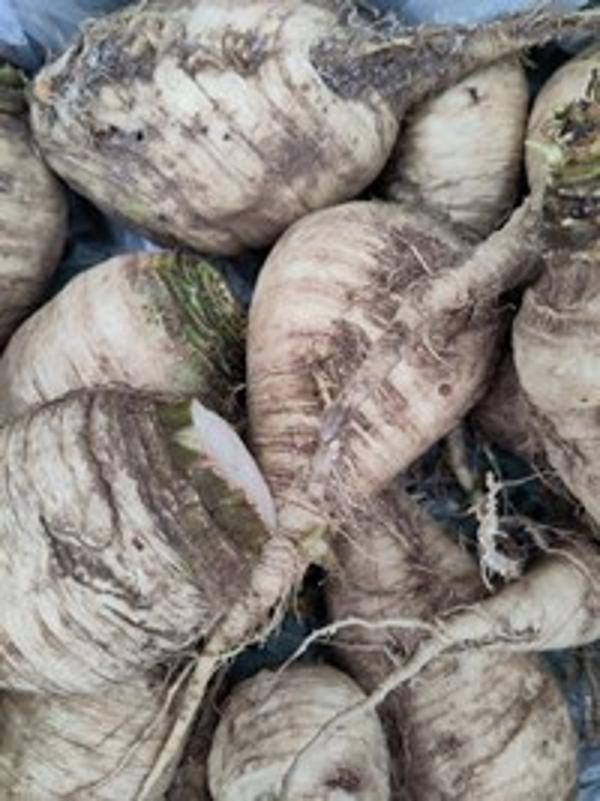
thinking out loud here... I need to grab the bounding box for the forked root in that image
[136,537,302,801]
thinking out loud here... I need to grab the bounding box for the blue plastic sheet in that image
[0,0,133,72]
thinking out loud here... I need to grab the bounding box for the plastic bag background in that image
[369,0,588,24]
[0,2,599,796]
[0,0,133,72]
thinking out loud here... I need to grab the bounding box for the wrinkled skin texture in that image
[29,0,398,255]
[0,390,274,694]
[0,674,174,800]
[208,665,390,801]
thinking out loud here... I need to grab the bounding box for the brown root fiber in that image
[0,389,274,694]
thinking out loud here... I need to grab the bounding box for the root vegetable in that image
[165,670,224,801]
[381,58,529,236]
[29,0,398,255]
[425,539,600,653]
[29,2,599,255]
[526,43,600,192]
[326,490,578,800]
[248,198,540,550]
[470,352,547,465]
[513,53,600,523]
[0,389,274,695]
[208,664,390,801]
[0,673,180,800]
[0,63,67,346]
[134,535,302,801]
[0,251,245,424]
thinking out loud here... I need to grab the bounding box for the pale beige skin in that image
[327,490,578,800]
[0,113,66,344]
[513,48,600,524]
[208,664,390,801]
[248,199,540,547]
[513,242,600,523]
[29,0,398,255]
[432,538,600,653]
[0,251,245,424]
[0,390,275,695]
[382,58,529,237]
[471,352,547,465]
[0,674,174,801]
[526,44,600,191]
[28,0,590,257]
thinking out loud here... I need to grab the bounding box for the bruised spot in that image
[324,766,362,792]
[433,732,462,757]
[438,383,452,397]
[0,171,13,193]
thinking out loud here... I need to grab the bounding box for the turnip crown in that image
[543,70,600,246]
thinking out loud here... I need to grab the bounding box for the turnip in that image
[513,50,600,523]
[325,489,578,799]
[0,673,182,800]
[208,664,390,801]
[0,251,245,424]
[526,43,600,192]
[381,58,529,236]
[132,534,302,801]
[247,198,541,552]
[29,1,600,255]
[0,388,274,695]
[470,351,547,466]
[0,62,67,345]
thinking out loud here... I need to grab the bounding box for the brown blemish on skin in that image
[310,320,371,413]
[467,86,480,104]
[311,11,599,101]
[373,379,409,427]
[0,171,13,192]
[221,29,268,75]
[324,766,363,792]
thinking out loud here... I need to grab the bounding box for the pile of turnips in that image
[0,0,598,798]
